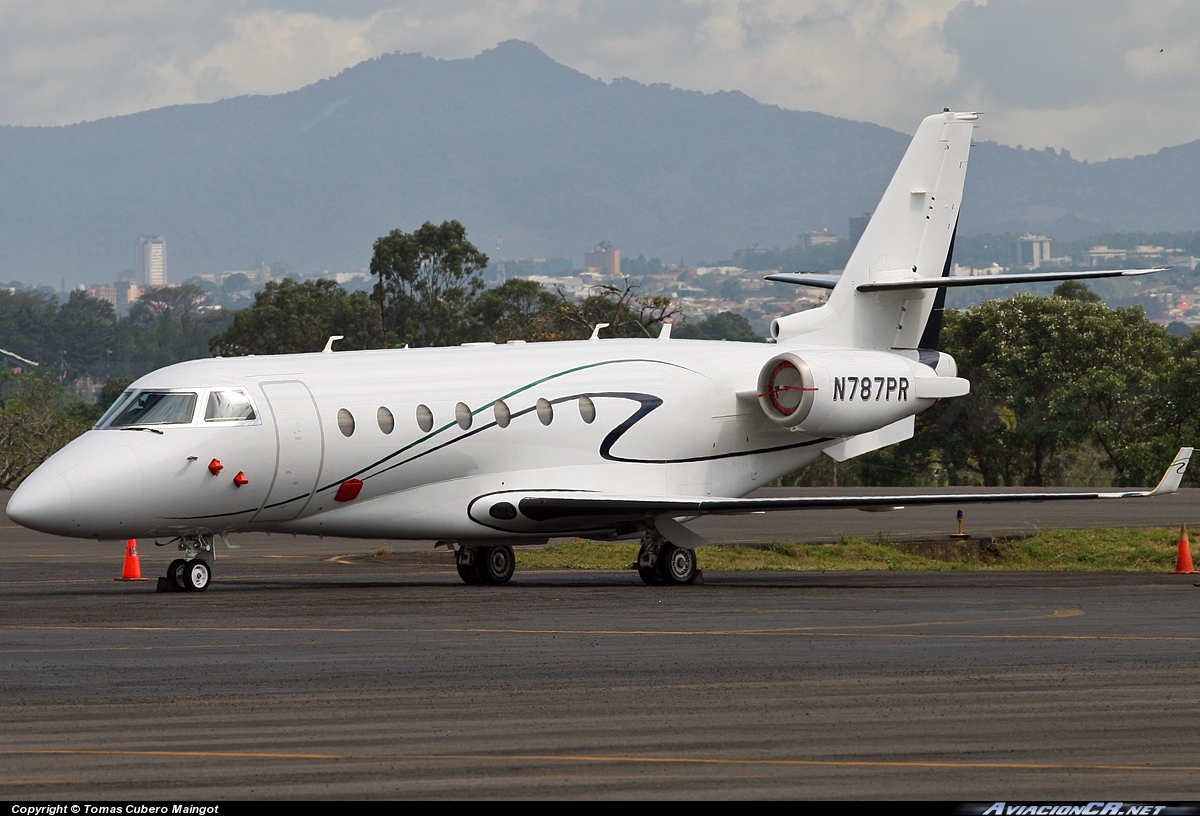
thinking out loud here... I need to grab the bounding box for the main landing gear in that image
[158,534,214,593]
[456,544,516,585]
[637,535,700,585]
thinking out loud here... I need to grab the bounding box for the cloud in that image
[156,10,378,103]
[0,1,381,124]
[0,1,1197,160]
[362,1,963,138]
[941,0,1200,159]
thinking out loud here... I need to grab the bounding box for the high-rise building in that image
[849,213,872,249]
[136,236,168,287]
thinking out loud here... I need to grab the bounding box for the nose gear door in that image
[252,381,324,523]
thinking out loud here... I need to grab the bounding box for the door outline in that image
[252,380,325,522]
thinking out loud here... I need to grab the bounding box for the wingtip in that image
[1150,446,1193,496]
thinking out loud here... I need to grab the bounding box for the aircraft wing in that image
[510,447,1193,529]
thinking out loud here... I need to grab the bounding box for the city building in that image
[84,279,142,316]
[800,229,840,247]
[801,228,840,247]
[136,236,168,287]
[1015,234,1052,269]
[849,213,872,248]
[584,241,620,278]
[84,284,118,310]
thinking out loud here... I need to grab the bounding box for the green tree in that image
[0,289,60,367]
[208,278,381,356]
[57,290,117,378]
[1053,280,1103,303]
[124,285,231,374]
[97,377,134,413]
[551,280,681,339]
[467,278,561,343]
[0,373,93,488]
[932,294,1173,486]
[370,221,489,347]
[674,311,764,342]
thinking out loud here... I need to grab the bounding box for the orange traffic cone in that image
[115,539,149,581]
[1174,524,1195,575]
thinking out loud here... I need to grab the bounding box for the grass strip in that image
[515,527,1190,572]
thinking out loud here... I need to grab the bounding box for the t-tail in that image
[768,110,1168,351]
[769,110,978,351]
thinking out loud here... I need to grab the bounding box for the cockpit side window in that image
[205,390,257,422]
[94,389,136,429]
[109,391,198,427]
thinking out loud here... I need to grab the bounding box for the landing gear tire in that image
[457,545,515,585]
[457,561,483,585]
[657,544,698,585]
[637,540,664,585]
[183,559,211,592]
[637,565,663,585]
[168,558,188,591]
[478,545,515,585]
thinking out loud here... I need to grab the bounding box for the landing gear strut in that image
[637,535,699,585]
[456,544,515,585]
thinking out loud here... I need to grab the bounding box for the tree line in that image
[0,284,230,382]
[209,221,761,355]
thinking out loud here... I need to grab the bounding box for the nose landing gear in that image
[158,534,215,593]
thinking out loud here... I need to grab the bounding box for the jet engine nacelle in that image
[756,349,965,436]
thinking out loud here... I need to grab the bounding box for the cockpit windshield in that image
[95,389,135,429]
[109,391,198,427]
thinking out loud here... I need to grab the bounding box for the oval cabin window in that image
[536,398,554,426]
[578,396,596,424]
[455,402,473,430]
[337,408,355,437]
[494,400,511,428]
[416,404,434,433]
[377,406,395,434]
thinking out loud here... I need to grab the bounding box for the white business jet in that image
[7,111,1189,591]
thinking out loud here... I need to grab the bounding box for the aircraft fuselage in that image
[13,337,933,542]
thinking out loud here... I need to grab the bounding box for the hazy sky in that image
[1,0,1195,162]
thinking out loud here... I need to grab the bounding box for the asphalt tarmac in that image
[3,490,1200,800]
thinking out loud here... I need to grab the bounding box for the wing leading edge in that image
[512,447,1193,527]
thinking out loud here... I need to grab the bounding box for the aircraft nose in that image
[7,439,146,537]
[6,469,74,534]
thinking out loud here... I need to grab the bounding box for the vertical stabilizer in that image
[772,111,977,349]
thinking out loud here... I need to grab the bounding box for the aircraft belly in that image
[284,462,673,540]
[284,473,503,539]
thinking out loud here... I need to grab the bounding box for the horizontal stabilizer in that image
[764,273,841,290]
[855,267,1167,292]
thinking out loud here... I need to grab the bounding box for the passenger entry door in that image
[252,381,324,522]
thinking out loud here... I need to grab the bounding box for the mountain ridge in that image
[1,40,1196,286]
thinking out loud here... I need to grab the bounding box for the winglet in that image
[1148,447,1193,496]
